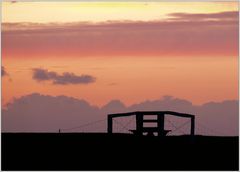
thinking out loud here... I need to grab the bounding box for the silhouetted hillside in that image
[1,133,238,171]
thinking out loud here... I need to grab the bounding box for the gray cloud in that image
[2,93,238,136]
[32,68,96,85]
[2,66,7,77]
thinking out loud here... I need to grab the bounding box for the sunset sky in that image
[2,2,238,107]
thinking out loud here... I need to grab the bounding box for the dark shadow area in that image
[1,133,239,171]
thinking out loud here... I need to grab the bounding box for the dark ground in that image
[1,133,239,171]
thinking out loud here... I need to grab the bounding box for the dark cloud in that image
[2,93,238,136]
[2,11,238,58]
[32,68,96,85]
[2,66,7,77]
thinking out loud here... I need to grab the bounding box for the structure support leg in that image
[107,116,113,134]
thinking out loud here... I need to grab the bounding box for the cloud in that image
[169,11,238,21]
[108,83,117,86]
[2,93,238,136]
[32,68,96,85]
[2,66,7,77]
[101,100,126,114]
[2,93,100,132]
[2,11,238,58]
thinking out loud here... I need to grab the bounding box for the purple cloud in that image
[2,93,238,136]
[32,68,96,85]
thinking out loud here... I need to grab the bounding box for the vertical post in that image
[157,113,165,137]
[108,115,113,134]
[136,113,143,136]
[190,116,195,136]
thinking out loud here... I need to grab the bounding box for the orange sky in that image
[2,2,239,107]
[2,56,238,107]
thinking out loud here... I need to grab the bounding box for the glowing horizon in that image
[3,2,238,23]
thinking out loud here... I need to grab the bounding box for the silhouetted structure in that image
[108,111,195,137]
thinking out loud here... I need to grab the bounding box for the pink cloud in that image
[2,11,238,58]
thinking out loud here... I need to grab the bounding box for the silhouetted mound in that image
[1,133,238,171]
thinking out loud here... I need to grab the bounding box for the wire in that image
[61,118,106,132]
[170,119,191,134]
[166,119,186,135]
[119,116,135,132]
[113,119,131,133]
[197,122,226,136]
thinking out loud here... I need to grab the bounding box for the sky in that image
[2,1,239,108]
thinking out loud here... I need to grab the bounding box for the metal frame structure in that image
[108,111,195,137]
